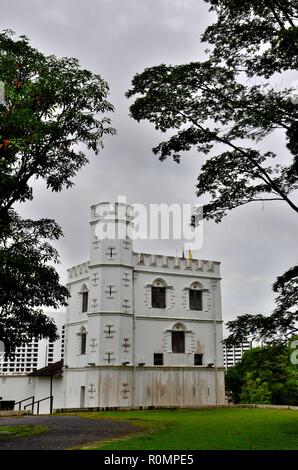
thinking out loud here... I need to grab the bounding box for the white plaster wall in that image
[65,277,89,323]
[60,202,225,410]
[62,369,87,409]
[0,376,34,404]
[62,367,225,408]
[65,321,88,369]
[134,318,223,366]
[133,270,221,321]
[0,375,64,414]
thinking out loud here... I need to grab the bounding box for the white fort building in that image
[0,201,225,412]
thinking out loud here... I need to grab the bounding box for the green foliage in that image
[225,344,298,405]
[0,30,115,219]
[224,267,298,345]
[0,30,115,355]
[127,6,298,223]
[0,212,69,355]
[203,0,298,77]
[240,374,272,404]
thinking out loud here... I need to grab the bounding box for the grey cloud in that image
[2,0,298,333]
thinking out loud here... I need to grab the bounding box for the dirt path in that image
[0,414,137,450]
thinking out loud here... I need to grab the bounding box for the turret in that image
[87,202,134,366]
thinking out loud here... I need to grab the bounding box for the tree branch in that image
[268,5,287,30]
[177,109,298,215]
[275,2,297,29]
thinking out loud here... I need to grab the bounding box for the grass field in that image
[77,408,298,450]
[0,425,48,440]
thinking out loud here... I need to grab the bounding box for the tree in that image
[0,214,69,355]
[225,266,298,345]
[0,30,115,222]
[202,0,298,77]
[225,344,298,405]
[240,374,272,405]
[126,1,298,344]
[0,31,115,355]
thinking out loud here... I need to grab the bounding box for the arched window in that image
[80,327,87,355]
[189,282,203,311]
[171,323,185,353]
[151,278,166,308]
[80,284,89,313]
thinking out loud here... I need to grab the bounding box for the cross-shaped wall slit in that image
[93,237,100,249]
[123,273,130,286]
[92,273,99,285]
[122,337,131,352]
[104,324,116,337]
[105,285,116,298]
[122,239,130,249]
[104,351,114,363]
[90,338,98,352]
[121,383,130,399]
[106,247,116,259]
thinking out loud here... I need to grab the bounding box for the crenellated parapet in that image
[132,252,220,277]
[67,261,90,281]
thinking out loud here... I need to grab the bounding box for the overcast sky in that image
[2,0,298,333]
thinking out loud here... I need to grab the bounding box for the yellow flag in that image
[188,249,193,260]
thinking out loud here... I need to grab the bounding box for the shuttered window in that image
[152,286,166,308]
[189,289,202,311]
[82,291,88,313]
[172,331,185,353]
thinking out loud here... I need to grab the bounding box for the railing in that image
[14,396,35,412]
[24,395,53,415]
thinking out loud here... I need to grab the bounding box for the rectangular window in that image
[152,287,166,308]
[172,331,185,353]
[154,353,164,365]
[189,290,202,310]
[194,353,203,365]
[81,333,87,355]
[82,292,88,313]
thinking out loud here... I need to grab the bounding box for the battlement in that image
[67,261,90,281]
[67,252,220,282]
[90,201,134,223]
[132,252,220,275]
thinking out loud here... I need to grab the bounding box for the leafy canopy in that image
[0,30,115,222]
[0,214,69,355]
[225,343,298,405]
[127,53,298,223]
[0,30,115,355]
[127,1,298,344]
[203,0,298,77]
[225,266,298,345]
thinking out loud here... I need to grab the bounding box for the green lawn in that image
[77,408,298,450]
[0,425,48,440]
